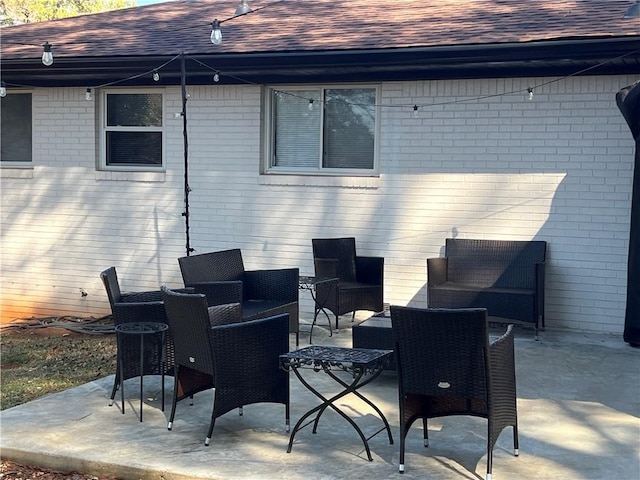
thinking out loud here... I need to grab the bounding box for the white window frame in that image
[99,88,165,171]
[1,91,33,167]
[263,84,380,175]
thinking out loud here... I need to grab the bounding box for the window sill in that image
[259,174,379,189]
[95,170,166,182]
[1,166,34,179]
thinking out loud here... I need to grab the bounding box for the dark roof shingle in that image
[2,0,639,59]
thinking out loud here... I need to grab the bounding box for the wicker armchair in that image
[100,267,176,408]
[312,237,384,329]
[161,287,290,446]
[390,306,519,479]
[178,249,300,345]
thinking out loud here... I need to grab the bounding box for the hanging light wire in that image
[209,0,287,44]
[4,34,638,111]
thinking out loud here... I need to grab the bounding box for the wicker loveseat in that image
[178,249,300,344]
[427,238,546,337]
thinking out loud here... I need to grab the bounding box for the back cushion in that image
[179,249,245,283]
[313,238,357,282]
[446,239,546,288]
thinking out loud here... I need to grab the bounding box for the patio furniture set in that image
[100,236,545,479]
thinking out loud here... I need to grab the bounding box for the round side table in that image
[114,321,168,422]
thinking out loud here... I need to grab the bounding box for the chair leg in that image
[351,311,356,322]
[109,370,120,406]
[486,439,493,480]
[513,424,519,456]
[167,370,180,430]
[399,424,406,474]
[285,403,290,433]
[423,417,429,447]
[205,415,217,446]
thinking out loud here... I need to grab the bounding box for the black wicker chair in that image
[100,267,177,409]
[390,306,519,479]
[161,287,290,446]
[312,237,384,329]
[178,249,300,345]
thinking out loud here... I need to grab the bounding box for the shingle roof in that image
[2,0,638,59]
[1,0,639,87]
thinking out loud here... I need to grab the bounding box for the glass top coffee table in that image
[280,345,394,461]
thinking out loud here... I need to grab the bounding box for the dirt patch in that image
[0,459,119,480]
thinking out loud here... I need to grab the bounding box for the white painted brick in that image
[1,76,635,334]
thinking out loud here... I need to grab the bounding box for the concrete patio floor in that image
[1,316,639,480]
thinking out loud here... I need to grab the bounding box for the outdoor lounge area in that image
[1,314,638,480]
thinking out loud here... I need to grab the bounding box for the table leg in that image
[139,333,144,422]
[310,306,333,343]
[119,341,125,415]
[323,368,394,445]
[160,330,166,412]
[287,366,392,461]
[308,287,334,343]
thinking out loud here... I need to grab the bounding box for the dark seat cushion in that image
[242,300,297,321]
[429,282,536,322]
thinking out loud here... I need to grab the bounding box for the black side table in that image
[298,276,338,343]
[114,321,168,422]
[280,345,394,461]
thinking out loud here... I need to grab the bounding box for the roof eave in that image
[2,36,639,88]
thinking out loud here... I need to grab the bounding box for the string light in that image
[210,19,222,44]
[0,82,6,97]
[85,88,92,101]
[41,42,53,66]
[308,99,314,110]
[234,0,252,16]
[8,43,637,112]
[153,70,160,81]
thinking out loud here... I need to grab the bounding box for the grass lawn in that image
[1,317,120,478]
[1,317,117,410]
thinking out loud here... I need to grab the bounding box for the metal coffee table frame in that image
[280,345,394,461]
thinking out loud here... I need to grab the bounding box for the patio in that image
[1,316,638,480]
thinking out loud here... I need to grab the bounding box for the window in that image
[101,90,164,169]
[1,93,32,164]
[265,86,378,174]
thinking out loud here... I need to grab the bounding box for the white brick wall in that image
[1,75,635,334]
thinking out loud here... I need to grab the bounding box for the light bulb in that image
[85,88,92,101]
[213,73,220,82]
[234,0,252,16]
[42,42,53,66]
[153,71,160,82]
[210,19,222,45]
[0,83,6,97]
[308,99,314,111]
[413,105,419,118]
[528,88,534,101]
